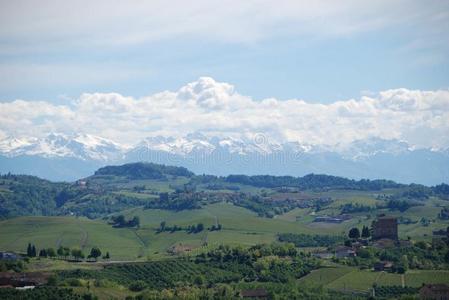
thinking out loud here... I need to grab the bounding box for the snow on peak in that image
[0,133,125,161]
[0,132,441,162]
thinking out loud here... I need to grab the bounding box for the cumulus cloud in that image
[0,77,448,150]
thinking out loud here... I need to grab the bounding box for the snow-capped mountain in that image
[136,133,216,156]
[338,137,412,160]
[133,133,284,156]
[0,133,448,185]
[0,133,125,161]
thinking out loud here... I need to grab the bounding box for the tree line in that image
[26,243,109,261]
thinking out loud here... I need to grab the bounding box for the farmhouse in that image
[0,252,20,261]
[419,284,449,300]
[335,246,356,258]
[374,261,393,272]
[372,216,398,240]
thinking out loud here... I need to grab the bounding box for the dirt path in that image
[55,233,65,248]
[131,229,146,258]
[77,219,89,250]
[401,274,405,288]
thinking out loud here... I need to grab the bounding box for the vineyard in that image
[374,286,418,298]
[59,259,242,289]
[0,287,86,300]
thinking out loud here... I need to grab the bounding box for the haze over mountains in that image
[1,77,448,184]
[0,132,447,185]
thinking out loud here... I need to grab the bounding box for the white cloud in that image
[0,77,448,150]
[0,1,448,52]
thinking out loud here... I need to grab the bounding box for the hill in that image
[1,162,448,219]
[94,162,193,179]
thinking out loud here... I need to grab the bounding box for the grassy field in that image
[299,266,449,292]
[0,202,334,260]
[0,216,144,260]
[0,191,447,260]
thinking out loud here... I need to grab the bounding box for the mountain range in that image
[0,133,448,185]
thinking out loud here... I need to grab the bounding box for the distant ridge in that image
[0,133,448,185]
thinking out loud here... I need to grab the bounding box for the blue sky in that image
[0,1,448,103]
[0,1,449,150]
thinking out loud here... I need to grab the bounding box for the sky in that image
[0,1,448,149]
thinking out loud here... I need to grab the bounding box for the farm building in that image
[373,261,393,272]
[335,246,356,258]
[0,252,20,260]
[314,215,351,223]
[372,216,398,240]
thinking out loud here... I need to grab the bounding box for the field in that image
[299,266,449,292]
[0,202,335,260]
[0,216,144,260]
[1,170,449,299]
[1,189,447,260]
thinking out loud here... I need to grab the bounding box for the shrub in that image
[129,280,147,292]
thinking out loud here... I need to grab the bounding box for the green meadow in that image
[1,195,446,260]
[0,202,329,260]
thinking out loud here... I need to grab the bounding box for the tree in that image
[89,247,102,261]
[130,216,140,228]
[31,245,36,257]
[27,243,32,257]
[196,223,204,233]
[400,255,409,271]
[445,251,449,264]
[129,280,146,292]
[193,275,205,285]
[348,227,360,239]
[103,252,110,259]
[159,192,169,202]
[361,225,370,238]
[39,249,47,257]
[57,246,64,257]
[114,215,126,226]
[159,221,166,232]
[71,248,84,261]
[47,248,56,258]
